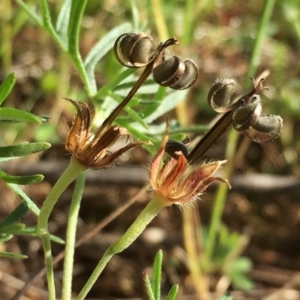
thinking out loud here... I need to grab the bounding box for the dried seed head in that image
[245,114,283,143]
[114,32,154,67]
[152,56,198,90]
[207,79,236,113]
[233,95,262,132]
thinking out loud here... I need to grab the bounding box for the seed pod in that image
[233,95,262,132]
[245,114,283,143]
[165,139,189,159]
[170,59,199,90]
[152,56,198,90]
[114,33,153,67]
[207,79,235,113]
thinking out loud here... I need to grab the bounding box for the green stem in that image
[202,127,237,268]
[37,157,86,300]
[62,172,86,300]
[203,0,276,267]
[76,195,167,300]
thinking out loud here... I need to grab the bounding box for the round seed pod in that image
[114,33,153,67]
[207,79,235,113]
[153,56,184,87]
[245,114,283,143]
[233,95,262,132]
[165,139,189,159]
[169,59,198,90]
[153,56,198,90]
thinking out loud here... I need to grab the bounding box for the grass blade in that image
[0,203,28,229]
[0,107,42,123]
[0,73,16,105]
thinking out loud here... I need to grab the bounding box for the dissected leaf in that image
[151,250,163,300]
[144,275,155,300]
[0,142,50,160]
[6,183,40,216]
[143,90,188,123]
[166,284,179,300]
[56,0,72,46]
[0,107,42,123]
[0,170,44,185]
[0,234,13,243]
[0,203,28,229]
[96,68,136,99]
[0,223,25,235]
[85,22,132,75]
[0,251,28,259]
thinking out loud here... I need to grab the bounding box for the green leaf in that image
[138,85,166,118]
[144,90,188,123]
[4,225,65,244]
[125,107,148,129]
[0,170,44,185]
[14,0,42,26]
[84,22,132,81]
[217,294,232,300]
[0,73,16,105]
[166,284,179,300]
[6,183,40,216]
[0,142,51,161]
[144,275,155,300]
[109,93,148,129]
[0,223,25,235]
[0,251,28,259]
[0,107,42,123]
[114,80,158,97]
[49,234,65,244]
[0,203,28,229]
[151,250,163,300]
[227,257,253,290]
[56,0,72,46]
[96,68,136,99]
[230,271,254,291]
[0,234,13,243]
[229,257,252,273]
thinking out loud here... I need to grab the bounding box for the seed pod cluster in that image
[207,78,283,143]
[114,32,199,90]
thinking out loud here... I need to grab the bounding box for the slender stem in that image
[76,195,167,300]
[203,0,276,266]
[188,111,233,164]
[62,172,86,300]
[37,157,86,300]
[202,127,237,267]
